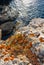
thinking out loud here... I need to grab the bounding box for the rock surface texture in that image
[15,18,44,65]
[0,18,44,65]
[0,0,19,36]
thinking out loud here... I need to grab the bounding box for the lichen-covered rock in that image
[0,18,44,65]
[15,18,44,65]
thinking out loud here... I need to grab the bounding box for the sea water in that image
[10,0,44,24]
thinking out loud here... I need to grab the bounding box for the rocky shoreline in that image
[0,18,44,65]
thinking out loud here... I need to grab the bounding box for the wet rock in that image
[0,0,12,5]
[0,5,19,23]
[15,20,25,30]
[0,22,15,36]
[0,1,19,39]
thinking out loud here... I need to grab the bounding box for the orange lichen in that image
[25,42,32,49]
[0,33,41,65]
[0,45,2,49]
[9,55,14,60]
[26,50,41,65]
[30,42,32,46]
[39,37,44,42]
[23,39,28,44]
[29,33,35,37]
[6,45,11,50]
[18,40,23,44]
[0,44,6,49]
[4,57,9,61]
[2,51,8,55]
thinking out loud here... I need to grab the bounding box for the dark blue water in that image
[10,0,44,24]
[28,0,44,19]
